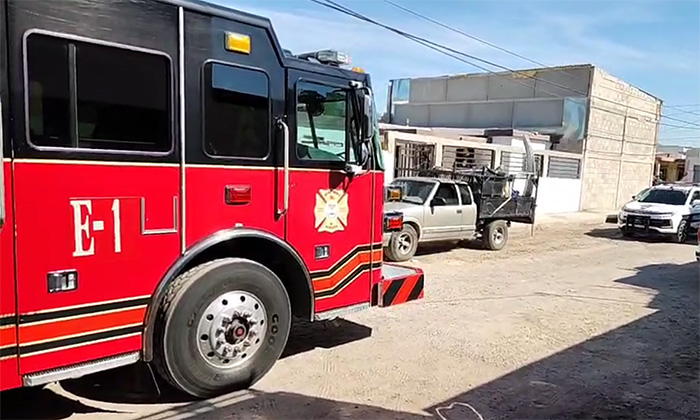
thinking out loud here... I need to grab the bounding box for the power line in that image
[381,0,579,82]
[666,103,700,108]
[663,106,700,118]
[314,0,700,129]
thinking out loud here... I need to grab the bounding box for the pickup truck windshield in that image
[391,180,435,205]
[638,189,689,205]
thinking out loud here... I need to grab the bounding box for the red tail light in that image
[384,212,403,232]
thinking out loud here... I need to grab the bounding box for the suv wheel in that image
[675,219,689,243]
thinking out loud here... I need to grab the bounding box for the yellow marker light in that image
[386,186,403,201]
[351,67,365,73]
[225,32,251,54]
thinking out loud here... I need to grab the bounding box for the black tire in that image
[674,219,689,243]
[153,258,291,398]
[484,220,508,250]
[385,224,418,262]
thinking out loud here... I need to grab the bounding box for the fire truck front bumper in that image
[371,263,424,307]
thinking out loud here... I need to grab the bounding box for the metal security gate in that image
[394,141,435,178]
[442,146,493,170]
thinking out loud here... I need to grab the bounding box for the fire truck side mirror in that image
[362,92,373,142]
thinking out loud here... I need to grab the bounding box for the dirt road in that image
[2,215,698,419]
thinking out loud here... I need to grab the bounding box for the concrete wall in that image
[406,66,591,103]
[581,67,660,211]
[391,65,592,131]
[513,177,582,214]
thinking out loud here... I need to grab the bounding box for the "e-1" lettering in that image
[70,198,122,257]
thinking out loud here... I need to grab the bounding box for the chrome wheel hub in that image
[493,227,504,243]
[398,232,412,254]
[197,291,267,369]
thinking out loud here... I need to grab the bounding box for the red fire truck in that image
[0,0,424,398]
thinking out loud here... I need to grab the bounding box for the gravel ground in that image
[2,214,698,420]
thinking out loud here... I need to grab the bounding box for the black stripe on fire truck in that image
[0,315,16,327]
[309,244,374,280]
[19,297,151,325]
[0,345,18,359]
[314,261,382,299]
[19,325,143,357]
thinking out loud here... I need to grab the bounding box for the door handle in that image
[456,209,462,214]
[277,118,289,217]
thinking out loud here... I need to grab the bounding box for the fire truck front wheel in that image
[153,258,291,398]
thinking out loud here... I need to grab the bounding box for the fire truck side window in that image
[26,33,171,153]
[296,81,357,164]
[203,63,269,159]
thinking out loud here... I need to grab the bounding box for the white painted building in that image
[380,127,583,215]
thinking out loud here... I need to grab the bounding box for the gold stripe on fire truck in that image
[18,294,150,322]
[309,242,382,279]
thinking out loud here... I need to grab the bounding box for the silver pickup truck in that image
[383,177,506,261]
[383,135,539,262]
[383,169,537,261]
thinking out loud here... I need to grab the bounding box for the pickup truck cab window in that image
[458,183,472,205]
[434,183,459,206]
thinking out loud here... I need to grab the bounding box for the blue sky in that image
[218,0,700,147]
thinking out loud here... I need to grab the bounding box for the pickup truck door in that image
[422,182,463,241]
[457,183,477,236]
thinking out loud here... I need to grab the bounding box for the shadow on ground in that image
[586,226,699,246]
[2,262,698,420]
[0,318,373,418]
[0,386,121,420]
[415,240,483,257]
[426,260,700,419]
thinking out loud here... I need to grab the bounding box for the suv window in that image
[27,33,171,153]
[434,183,459,206]
[295,80,358,164]
[638,188,689,206]
[690,190,700,204]
[458,184,472,205]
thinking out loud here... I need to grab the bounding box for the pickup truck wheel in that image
[484,220,508,250]
[153,258,291,398]
[385,224,418,262]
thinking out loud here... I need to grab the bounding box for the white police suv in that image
[618,184,700,243]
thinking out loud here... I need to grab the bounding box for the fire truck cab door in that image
[285,70,377,313]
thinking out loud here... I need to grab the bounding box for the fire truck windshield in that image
[297,82,354,162]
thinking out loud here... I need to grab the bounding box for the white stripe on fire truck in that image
[12,158,179,167]
[10,158,385,174]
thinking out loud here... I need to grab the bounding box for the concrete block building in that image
[386,64,662,211]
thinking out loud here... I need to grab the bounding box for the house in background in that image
[655,146,700,183]
[385,64,663,212]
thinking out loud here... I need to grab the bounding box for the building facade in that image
[386,64,662,211]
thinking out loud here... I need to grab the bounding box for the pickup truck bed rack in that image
[416,166,538,225]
